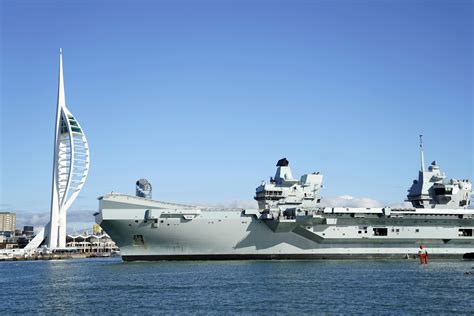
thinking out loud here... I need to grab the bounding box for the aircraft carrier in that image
[95,142,473,261]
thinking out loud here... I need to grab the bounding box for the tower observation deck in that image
[25,49,89,251]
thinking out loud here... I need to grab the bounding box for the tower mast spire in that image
[419,134,425,172]
[58,48,65,108]
[25,49,90,251]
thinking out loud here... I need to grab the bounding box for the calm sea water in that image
[1,258,473,314]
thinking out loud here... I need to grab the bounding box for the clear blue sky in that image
[1,0,473,228]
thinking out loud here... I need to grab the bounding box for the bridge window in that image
[434,187,453,195]
[459,229,473,237]
[373,228,387,236]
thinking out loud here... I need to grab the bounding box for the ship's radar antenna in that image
[419,134,425,172]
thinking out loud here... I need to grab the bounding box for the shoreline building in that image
[0,212,16,237]
[25,49,89,251]
[66,231,119,255]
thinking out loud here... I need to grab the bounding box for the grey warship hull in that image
[96,194,474,261]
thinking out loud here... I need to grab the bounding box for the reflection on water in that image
[1,258,473,314]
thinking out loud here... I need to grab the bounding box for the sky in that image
[1,0,473,231]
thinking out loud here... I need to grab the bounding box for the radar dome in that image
[136,178,152,199]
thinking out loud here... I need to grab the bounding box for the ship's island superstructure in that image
[96,142,473,261]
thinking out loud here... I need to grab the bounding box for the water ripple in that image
[1,258,473,314]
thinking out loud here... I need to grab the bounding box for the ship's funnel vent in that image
[276,158,289,167]
[136,178,152,199]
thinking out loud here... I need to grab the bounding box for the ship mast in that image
[419,134,425,172]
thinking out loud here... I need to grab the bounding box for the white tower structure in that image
[25,49,89,251]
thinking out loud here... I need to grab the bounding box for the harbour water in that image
[1,258,473,314]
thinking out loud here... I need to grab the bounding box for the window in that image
[415,229,419,233]
[373,228,388,236]
[459,229,473,237]
[71,126,82,133]
[434,187,453,195]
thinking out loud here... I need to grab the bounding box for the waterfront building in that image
[66,232,119,254]
[25,49,89,251]
[0,226,36,249]
[0,212,16,236]
[1,224,119,254]
[22,226,34,236]
[0,238,18,249]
